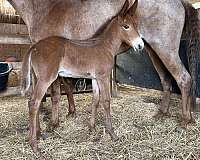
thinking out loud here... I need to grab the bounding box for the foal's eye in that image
[122,25,130,30]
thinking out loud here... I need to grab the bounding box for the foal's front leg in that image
[88,79,100,131]
[29,80,50,153]
[98,76,118,141]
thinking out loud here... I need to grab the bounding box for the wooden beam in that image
[0,34,30,44]
[0,23,28,35]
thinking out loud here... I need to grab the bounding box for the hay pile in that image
[0,85,200,159]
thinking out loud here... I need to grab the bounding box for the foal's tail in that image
[181,0,200,110]
[21,47,33,96]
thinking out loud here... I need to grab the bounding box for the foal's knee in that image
[28,99,40,115]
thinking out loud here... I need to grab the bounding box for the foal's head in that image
[117,15,144,51]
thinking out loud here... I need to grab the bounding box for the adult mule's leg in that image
[145,44,172,117]
[61,77,76,117]
[29,80,51,153]
[88,79,100,131]
[110,57,118,97]
[50,78,61,129]
[151,45,194,128]
[98,75,118,141]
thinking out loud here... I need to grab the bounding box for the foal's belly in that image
[58,67,94,79]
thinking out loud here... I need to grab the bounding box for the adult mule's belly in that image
[31,0,126,42]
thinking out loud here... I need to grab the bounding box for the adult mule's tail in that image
[181,0,200,111]
[21,47,33,96]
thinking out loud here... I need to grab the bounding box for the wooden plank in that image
[0,86,21,97]
[0,23,28,35]
[0,34,31,44]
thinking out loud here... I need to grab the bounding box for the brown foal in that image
[21,14,144,152]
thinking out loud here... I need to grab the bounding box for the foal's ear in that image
[127,0,138,16]
[120,0,129,16]
[120,0,137,16]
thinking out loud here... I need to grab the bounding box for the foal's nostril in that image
[138,45,142,50]
[138,44,143,50]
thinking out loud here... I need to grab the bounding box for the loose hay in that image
[0,85,200,160]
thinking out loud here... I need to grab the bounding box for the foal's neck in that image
[102,18,122,57]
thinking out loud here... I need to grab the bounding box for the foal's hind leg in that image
[62,78,76,117]
[98,75,118,141]
[88,79,100,131]
[50,78,61,129]
[145,45,172,117]
[29,80,52,153]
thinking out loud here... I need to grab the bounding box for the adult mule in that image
[128,0,200,126]
[9,0,199,128]
[21,14,144,153]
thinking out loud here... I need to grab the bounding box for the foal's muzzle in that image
[132,37,144,52]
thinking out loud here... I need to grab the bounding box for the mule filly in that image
[21,15,144,152]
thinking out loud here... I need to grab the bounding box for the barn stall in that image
[0,0,200,159]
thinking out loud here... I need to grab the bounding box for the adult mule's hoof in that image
[153,110,171,120]
[189,116,196,124]
[180,116,196,129]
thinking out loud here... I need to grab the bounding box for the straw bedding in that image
[0,85,200,160]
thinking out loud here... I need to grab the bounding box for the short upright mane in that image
[68,17,118,47]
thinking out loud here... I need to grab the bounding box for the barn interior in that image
[0,0,200,159]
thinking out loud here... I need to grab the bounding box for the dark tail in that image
[21,47,33,96]
[181,0,200,111]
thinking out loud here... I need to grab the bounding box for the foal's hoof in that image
[86,107,92,113]
[67,111,76,118]
[36,131,41,140]
[52,123,59,129]
[111,133,119,142]
[46,123,59,132]
[106,129,119,141]
[153,110,171,120]
[88,123,96,133]
[30,141,40,153]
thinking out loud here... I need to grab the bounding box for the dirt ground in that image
[0,85,200,160]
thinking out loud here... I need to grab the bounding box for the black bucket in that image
[0,63,12,91]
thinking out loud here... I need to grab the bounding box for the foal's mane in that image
[67,17,118,47]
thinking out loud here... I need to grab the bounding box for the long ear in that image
[120,0,137,16]
[127,0,138,16]
[120,0,130,16]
